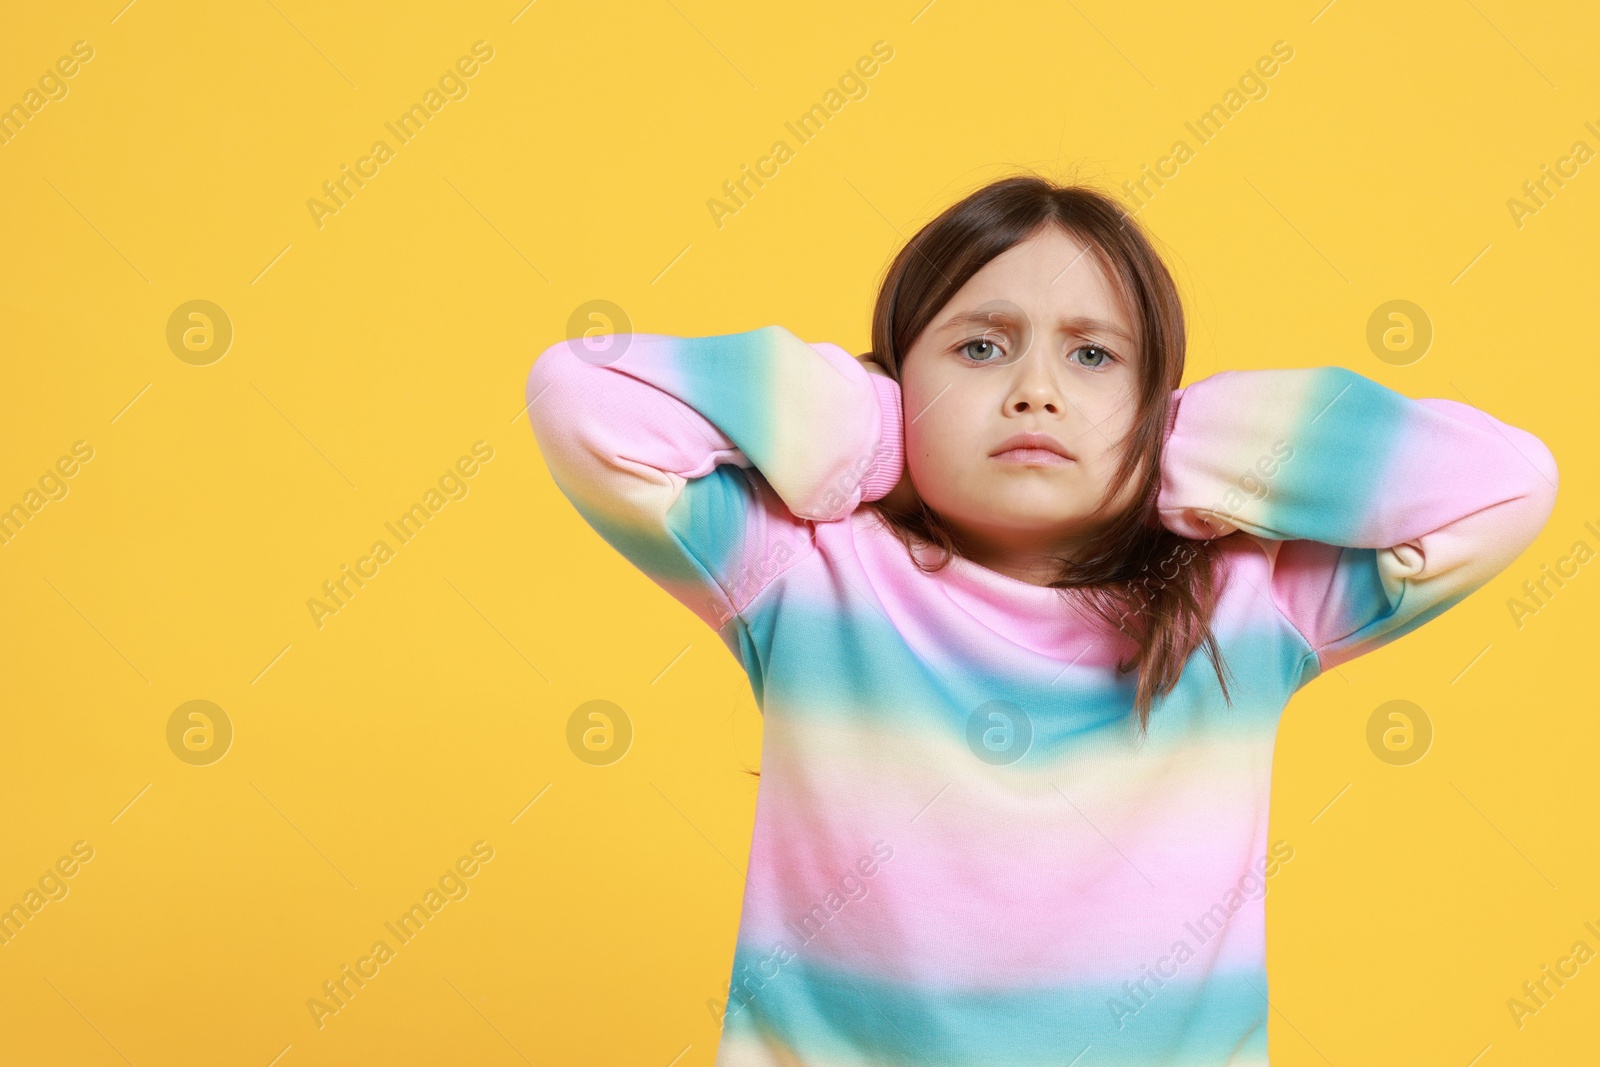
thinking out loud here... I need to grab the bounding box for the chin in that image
[957,501,1088,534]
[992,489,1093,520]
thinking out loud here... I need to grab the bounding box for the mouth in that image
[989,432,1075,466]
[991,447,1073,466]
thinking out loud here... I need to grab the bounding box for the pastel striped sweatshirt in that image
[525,325,1558,1066]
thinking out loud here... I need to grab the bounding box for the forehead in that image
[940,226,1132,336]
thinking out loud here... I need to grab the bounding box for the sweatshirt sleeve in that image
[524,324,905,633]
[1157,366,1559,678]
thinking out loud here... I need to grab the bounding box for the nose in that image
[1004,357,1063,415]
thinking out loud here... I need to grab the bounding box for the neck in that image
[950,526,1086,586]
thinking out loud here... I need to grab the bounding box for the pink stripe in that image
[736,717,1282,987]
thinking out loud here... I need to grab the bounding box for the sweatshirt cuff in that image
[1163,387,1185,444]
[858,372,906,502]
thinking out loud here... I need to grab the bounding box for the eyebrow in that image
[937,308,1134,343]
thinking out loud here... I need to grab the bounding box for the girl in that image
[525,176,1557,1066]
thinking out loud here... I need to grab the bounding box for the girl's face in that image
[897,225,1143,578]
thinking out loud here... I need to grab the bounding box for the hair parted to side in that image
[861,173,1234,735]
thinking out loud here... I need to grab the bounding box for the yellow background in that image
[2,1,1596,1063]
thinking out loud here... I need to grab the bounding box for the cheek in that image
[1066,388,1138,458]
[904,418,961,496]
[901,379,982,499]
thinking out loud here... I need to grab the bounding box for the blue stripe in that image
[666,464,760,586]
[743,584,1305,747]
[651,330,780,468]
[720,945,1270,1066]
[1265,366,1409,546]
[1320,546,1474,658]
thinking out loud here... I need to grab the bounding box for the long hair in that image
[860,174,1232,734]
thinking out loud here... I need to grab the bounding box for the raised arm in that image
[525,325,905,634]
[1157,366,1559,677]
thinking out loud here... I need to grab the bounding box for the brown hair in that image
[861,174,1232,734]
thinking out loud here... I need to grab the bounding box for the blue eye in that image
[1070,344,1115,369]
[958,338,1005,363]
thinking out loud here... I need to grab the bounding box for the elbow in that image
[522,340,618,495]
[523,335,677,493]
[524,339,572,434]
[1521,431,1559,531]
[523,339,608,469]
[1499,428,1560,558]
[526,333,645,435]
[525,336,613,437]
